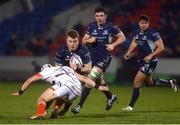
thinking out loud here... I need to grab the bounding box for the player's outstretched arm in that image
[11,75,41,96]
[75,72,108,91]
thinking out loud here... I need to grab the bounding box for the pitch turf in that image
[0,82,180,124]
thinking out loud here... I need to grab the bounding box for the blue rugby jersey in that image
[134,28,161,61]
[86,21,122,63]
[55,43,91,66]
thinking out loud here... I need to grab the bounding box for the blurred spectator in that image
[5,33,18,55]
[159,0,180,58]
[0,0,179,58]
[73,22,85,37]
[27,36,49,56]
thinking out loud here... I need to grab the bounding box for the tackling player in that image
[71,6,126,114]
[122,15,178,111]
[11,64,108,120]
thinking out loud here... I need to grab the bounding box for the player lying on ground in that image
[11,64,108,120]
[122,15,178,111]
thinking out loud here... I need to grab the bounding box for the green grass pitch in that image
[0,82,180,124]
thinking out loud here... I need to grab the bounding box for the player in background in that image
[71,6,126,114]
[11,64,108,120]
[122,15,178,111]
[51,30,92,118]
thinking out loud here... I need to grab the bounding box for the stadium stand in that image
[0,0,179,58]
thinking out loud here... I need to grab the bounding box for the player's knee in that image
[133,81,142,88]
[145,78,155,87]
[89,68,102,81]
[37,96,46,104]
[145,81,154,87]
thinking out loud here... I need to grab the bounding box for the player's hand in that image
[89,37,96,43]
[98,86,109,91]
[143,55,153,63]
[11,91,20,96]
[105,44,114,52]
[124,53,131,60]
[69,60,78,71]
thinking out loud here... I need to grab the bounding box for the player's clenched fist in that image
[89,37,96,43]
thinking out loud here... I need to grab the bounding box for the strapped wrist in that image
[18,89,24,95]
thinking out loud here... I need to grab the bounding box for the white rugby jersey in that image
[36,66,81,90]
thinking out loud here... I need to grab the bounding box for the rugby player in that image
[71,6,126,114]
[122,15,178,111]
[11,64,108,120]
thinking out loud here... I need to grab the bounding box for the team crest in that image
[103,30,109,35]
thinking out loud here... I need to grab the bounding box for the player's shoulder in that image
[62,66,74,72]
[78,44,89,53]
[79,44,89,50]
[106,21,114,26]
[147,28,160,37]
[106,22,121,32]
[88,22,97,27]
[133,28,140,36]
[147,28,158,33]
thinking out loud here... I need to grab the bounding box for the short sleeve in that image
[151,32,161,42]
[82,51,91,64]
[86,24,91,35]
[133,30,139,43]
[80,45,92,64]
[111,25,122,36]
[36,70,50,80]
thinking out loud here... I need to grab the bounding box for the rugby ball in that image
[70,54,83,68]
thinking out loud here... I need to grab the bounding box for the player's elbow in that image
[82,38,87,44]
[119,34,126,43]
[160,44,165,52]
[122,34,126,41]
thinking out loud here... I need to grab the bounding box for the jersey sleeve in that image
[111,25,122,36]
[151,31,161,42]
[132,30,139,43]
[82,51,91,64]
[85,24,92,35]
[54,45,65,65]
[35,70,49,80]
[81,45,92,64]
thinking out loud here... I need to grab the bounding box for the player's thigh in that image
[56,85,80,103]
[68,93,78,103]
[38,87,58,103]
[54,85,69,99]
[133,70,147,88]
